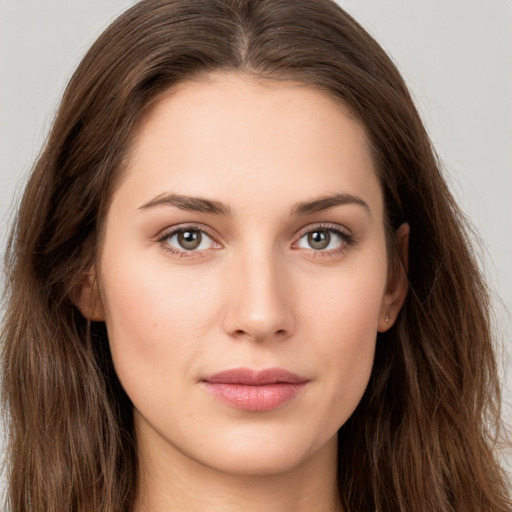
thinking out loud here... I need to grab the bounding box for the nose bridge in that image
[223,240,294,342]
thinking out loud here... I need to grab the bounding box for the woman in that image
[1,0,510,510]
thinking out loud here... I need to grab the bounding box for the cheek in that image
[300,261,386,422]
[302,256,386,344]
[98,250,223,388]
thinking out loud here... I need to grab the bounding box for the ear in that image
[378,223,409,332]
[74,267,105,322]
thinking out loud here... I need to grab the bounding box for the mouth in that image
[201,367,309,412]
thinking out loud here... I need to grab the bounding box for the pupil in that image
[178,230,201,250]
[308,230,330,250]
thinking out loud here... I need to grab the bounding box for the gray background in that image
[1,0,511,486]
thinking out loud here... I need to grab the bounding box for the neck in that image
[133,425,343,512]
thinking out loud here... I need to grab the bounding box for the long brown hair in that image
[2,0,510,510]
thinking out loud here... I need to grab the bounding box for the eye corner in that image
[292,223,355,257]
[157,223,223,258]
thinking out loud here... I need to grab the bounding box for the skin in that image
[80,73,408,512]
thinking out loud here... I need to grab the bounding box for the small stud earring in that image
[385,314,390,323]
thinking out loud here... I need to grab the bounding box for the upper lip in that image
[202,367,308,385]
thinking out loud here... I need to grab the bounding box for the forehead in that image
[114,73,382,218]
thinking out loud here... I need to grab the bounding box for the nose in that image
[222,247,295,343]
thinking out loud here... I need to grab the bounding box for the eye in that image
[295,226,351,252]
[161,227,217,252]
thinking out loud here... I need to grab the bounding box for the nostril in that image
[230,328,288,341]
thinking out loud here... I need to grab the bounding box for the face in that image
[82,73,407,478]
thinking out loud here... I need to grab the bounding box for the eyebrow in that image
[138,193,232,215]
[138,191,370,217]
[291,193,371,217]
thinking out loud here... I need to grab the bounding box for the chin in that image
[185,424,338,477]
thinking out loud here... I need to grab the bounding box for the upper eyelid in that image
[157,223,218,241]
[291,223,354,254]
[155,222,352,249]
[157,224,221,256]
[294,222,352,238]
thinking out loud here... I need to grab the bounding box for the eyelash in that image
[293,223,355,259]
[157,223,220,258]
[157,222,355,259]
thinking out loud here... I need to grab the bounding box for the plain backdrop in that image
[1,0,511,489]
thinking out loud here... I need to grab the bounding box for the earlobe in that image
[378,223,409,332]
[75,268,104,322]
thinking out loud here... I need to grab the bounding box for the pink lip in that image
[201,368,309,412]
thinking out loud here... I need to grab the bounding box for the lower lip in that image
[202,382,307,412]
